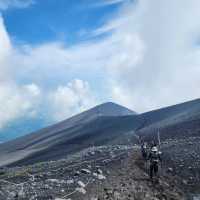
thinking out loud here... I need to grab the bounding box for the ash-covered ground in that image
[162,137,200,198]
[0,143,199,200]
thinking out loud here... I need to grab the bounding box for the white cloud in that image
[0,15,11,56]
[0,16,12,81]
[23,83,41,97]
[91,0,200,112]
[0,16,41,128]
[53,0,200,113]
[0,83,41,128]
[11,0,200,114]
[0,0,34,10]
[0,15,100,127]
[11,41,107,87]
[49,79,97,121]
[94,0,127,7]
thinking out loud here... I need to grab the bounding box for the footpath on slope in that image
[73,149,186,200]
[0,146,191,200]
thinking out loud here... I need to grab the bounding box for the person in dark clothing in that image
[150,140,157,149]
[141,142,148,160]
[148,146,162,179]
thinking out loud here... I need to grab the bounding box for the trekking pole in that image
[146,160,149,177]
[160,160,163,178]
[145,159,147,175]
[157,129,161,147]
[157,128,163,178]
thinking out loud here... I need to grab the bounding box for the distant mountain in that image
[0,102,137,166]
[0,102,136,143]
[0,99,199,167]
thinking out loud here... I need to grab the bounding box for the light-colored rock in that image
[76,187,87,194]
[66,179,74,184]
[97,174,106,180]
[81,168,91,174]
[93,172,98,177]
[97,169,103,174]
[78,180,86,188]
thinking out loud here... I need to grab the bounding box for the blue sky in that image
[2,0,123,45]
[0,0,200,135]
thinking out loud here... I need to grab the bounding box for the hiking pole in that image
[157,128,163,178]
[147,160,149,178]
[157,129,161,148]
[145,159,147,174]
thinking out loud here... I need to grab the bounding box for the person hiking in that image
[150,140,157,149]
[141,142,148,160]
[148,145,162,180]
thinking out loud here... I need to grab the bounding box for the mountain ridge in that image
[0,98,200,167]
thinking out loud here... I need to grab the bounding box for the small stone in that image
[66,179,74,184]
[97,174,106,180]
[76,187,87,194]
[81,168,91,174]
[78,180,86,188]
[74,171,80,176]
[167,167,173,173]
[97,169,103,174]
[182,179,187,185]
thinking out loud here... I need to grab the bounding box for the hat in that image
[151,146,158,152]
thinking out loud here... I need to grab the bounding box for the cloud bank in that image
[106,0,200,111]
[0,16,42,128]
[1,0,200,129]
[0,16,97,128]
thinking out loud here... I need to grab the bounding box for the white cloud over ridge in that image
[49,79,96,121]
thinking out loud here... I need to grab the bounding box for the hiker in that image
[148,145,162,180]
[150,140,157,149]
[141,142,148,160]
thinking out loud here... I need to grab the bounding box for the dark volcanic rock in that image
[0,146,188,200]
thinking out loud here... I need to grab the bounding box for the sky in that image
[0,0,200,130]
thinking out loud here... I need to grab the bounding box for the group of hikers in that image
[140,141,162,181]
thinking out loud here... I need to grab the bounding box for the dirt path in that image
[0,146,192,199]
[79,149,186,200]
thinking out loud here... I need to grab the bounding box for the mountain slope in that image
[0,102,136,144]
[0,102,137,166]
[140,98,200,127]
[0,99,200,167]
[137,98,200,140]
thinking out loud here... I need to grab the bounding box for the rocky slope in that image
[0,99,200,199]
[0,145,193,200]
